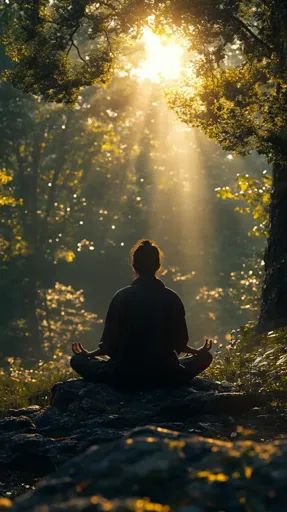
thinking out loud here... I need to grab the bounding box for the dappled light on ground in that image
[9,423,287,512]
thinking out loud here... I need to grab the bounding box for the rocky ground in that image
[0,378,286,511]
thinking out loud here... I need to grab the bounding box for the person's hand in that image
[182,345,198,355]
[72,343,107,359]
[198,338,213,353]
[182,339,213,356]
[72,342,90,357]
[91,347,105,357]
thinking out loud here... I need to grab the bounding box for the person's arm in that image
[71,294,121,359]
[171,296,213,356]
[72,342,105,358]
[172,296,189,354]
[97,294,121,358]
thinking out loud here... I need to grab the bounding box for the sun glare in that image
[135,27,185,83]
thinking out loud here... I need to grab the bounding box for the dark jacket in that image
[98,277,189,373]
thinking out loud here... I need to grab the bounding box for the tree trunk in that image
[257,158,287,332]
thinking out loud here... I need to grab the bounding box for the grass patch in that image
[0,354,73,413]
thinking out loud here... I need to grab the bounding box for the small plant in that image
[0,283,100,413]
[0,350,73,413]
[38,282,99,354]
[207,324,287,393]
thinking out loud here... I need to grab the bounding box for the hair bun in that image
[131,239,162,276]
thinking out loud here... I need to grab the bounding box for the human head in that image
[131,239,162,277]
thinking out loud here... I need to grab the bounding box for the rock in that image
[50,379,256,421]
[12,426,287,512]
[188,377,235,392]
[0,432,74,474]
[158,392,265,420]
[7,406,41,418]
[14,495,173,512]
[35,407,81,436]
[51,379,91,411]
[0,378,279,500]
[0,416,36,434]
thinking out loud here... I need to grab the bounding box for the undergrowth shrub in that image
[0,283,99,413]
[39,282,100,353]
[207,324,287,392]
[0,350,73,413]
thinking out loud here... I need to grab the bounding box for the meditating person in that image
[70,239,213,388]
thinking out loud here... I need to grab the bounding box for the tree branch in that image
[71,38,90,66]
[65,25,90,67]
[231,15,273,55]
[103,28,113,55]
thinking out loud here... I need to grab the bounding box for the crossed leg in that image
[70,350,213,387]
[70,353,115,384]
[179,350,213,380]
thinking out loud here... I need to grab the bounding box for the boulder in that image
[0,416,36,434]
[0,378,275,500]
[7,406,41,418]
[12,426,287,512]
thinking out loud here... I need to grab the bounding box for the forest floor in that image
[0,378,286,511]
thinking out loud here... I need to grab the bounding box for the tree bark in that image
[257,158,287,332]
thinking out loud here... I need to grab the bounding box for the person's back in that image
[70,239,213,389]
[100,275,188,376]
[96,241,188,383]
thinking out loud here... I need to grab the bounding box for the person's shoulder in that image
[164,285,181,298]
[164,286,185,307]
[112,285,133,301]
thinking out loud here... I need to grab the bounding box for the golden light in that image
[134,27,185,83]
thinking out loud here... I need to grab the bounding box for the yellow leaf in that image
[0,172,12,186]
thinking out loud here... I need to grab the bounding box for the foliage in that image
[0,169,22,258]
[165,1,287,164]
[1,1,277,112]
[0,79,143,353]
[0,351,72,412]
[3,0,287,164]
[207,324,287,393]
[0,281,97,411]
[38,282,100,354]
[0,0,143,102]
[194,263,263,328]
[0,84,126,265]
[228,259,264,315]
[203,170,272,319]
[216,171,271,238]
[0,169,18,207]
